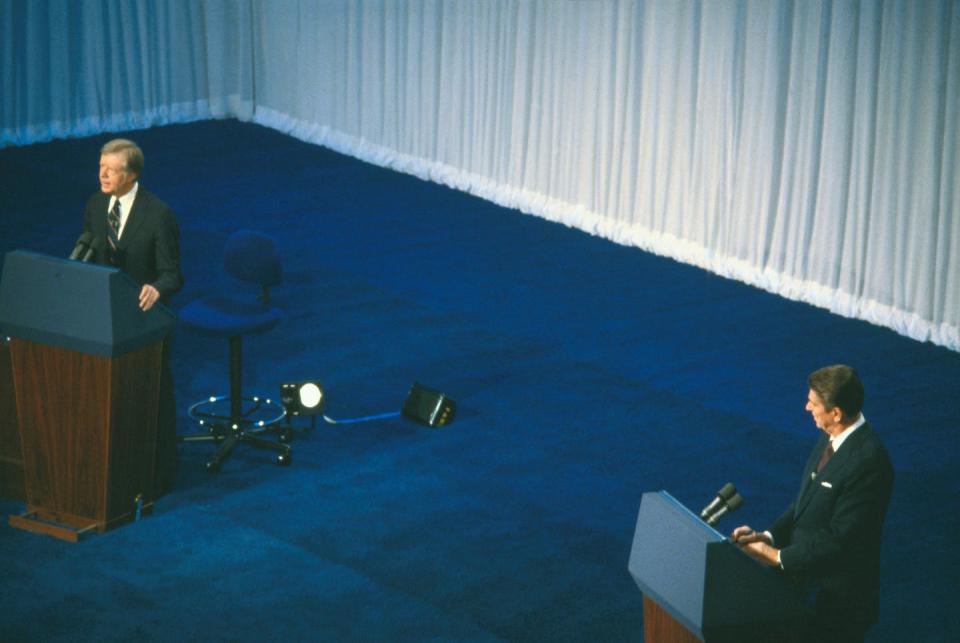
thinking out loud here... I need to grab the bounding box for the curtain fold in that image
[0,0,247,142]
[2,0,957,350]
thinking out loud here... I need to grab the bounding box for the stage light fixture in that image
[280,381,325,416]
[402,382,455,427]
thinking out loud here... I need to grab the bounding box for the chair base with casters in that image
[180,336,292,472]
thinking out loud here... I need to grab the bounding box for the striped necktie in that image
[107,198,121,247]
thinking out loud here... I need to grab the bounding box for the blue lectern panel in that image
[628,491,722,637]
[0,250,174,357]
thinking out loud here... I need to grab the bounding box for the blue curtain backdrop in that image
[2,0,958,352]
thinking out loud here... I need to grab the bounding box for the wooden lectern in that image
[628,491,808,642]
[0,250,175,542]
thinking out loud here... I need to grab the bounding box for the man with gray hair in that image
[82,138,183,496]
[732,365,894,642]
[84,138,183,308]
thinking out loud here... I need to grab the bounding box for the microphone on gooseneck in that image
[81,234,104,262]
[707,493,744,526]
[700,482,737,520]
[69,231,93,260]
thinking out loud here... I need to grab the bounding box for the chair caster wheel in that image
[278,453,291,466]
[279,427,293,443]
[206,460,221,473]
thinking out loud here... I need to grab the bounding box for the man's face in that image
[805,389,841,433]
[99,153,136,197]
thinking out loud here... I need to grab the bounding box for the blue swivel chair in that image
[179,230,290,472]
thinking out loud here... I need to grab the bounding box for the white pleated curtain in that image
[2,0,957,350]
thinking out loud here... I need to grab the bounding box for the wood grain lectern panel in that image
[10,339,161,533]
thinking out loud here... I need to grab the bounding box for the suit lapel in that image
[793,423,873,520]
[794,434,828,515]
[98,193,111,233]
[95,194,113,255]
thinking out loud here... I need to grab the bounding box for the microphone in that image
[700,482,737,520]
[81,235,104,262]
[69,232,93,260]
[706,493,743,526]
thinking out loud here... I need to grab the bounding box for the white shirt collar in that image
[831,413,866,452]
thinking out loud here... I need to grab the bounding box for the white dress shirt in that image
[109,182,139,239]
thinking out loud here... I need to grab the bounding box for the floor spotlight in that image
[280,381,325,416]
[402,382,455,427]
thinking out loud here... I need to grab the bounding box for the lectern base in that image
[643,593,805,643]
[8,502,155,543]
[9,511,97,543]
[644,595,702,642]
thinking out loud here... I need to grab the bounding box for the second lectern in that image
[628,491,808,642]
[0,250,175,541]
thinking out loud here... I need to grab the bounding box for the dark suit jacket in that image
[771,422,894,628]
[82,187,184,302]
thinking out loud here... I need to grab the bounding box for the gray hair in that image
[100,139,144,178]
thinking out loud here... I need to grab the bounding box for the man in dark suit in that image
[732,365,894,642]
[83,138,184,496]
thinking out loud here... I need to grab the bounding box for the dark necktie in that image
[816,442,834,473]
[107,199,121,248]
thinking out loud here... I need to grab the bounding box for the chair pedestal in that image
[180,336,290,472]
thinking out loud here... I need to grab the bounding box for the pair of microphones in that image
[68,232,102,262]
[699,482,743,526]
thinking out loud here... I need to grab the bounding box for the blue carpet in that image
[1,120,958,641]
